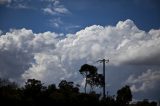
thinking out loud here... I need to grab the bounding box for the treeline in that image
[0,78,157,106]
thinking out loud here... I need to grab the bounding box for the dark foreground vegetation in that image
[0,64,157,106]
[0,78,157,106]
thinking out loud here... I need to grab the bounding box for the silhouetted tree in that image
[47,84,56,92]
[134,99,157,106]
[0,78,17,88]
[116,85,132,106]
[100,95,116,106]
[2,76,156,106]
[87,73,104,92]
[24,79,44,92]
[93,74,104,88]
[58,80,79,93]
[79,64,97,93]
[0,78,20,105]
[23,79,45,105]
[57,80,80,105]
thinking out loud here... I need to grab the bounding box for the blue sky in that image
[0,0,160,101]
[0,0,160,33]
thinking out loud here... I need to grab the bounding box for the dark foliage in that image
[0,78,157,106]
[79,64,98,93]
[116,85,132,106]
[79,64,104,92]
[131,99,157,106]
[0,64,157,106]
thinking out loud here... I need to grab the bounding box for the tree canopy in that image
[0,64,157,106]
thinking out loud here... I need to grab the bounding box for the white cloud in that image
[54,7,69,14]
[10,3,29,9]
[7,3,30,9]
[43,0,70,15]
[43,8,56,15]
[0,28,59,83]
[0,0,67,12]
[126,69,160,92]
[3,0,31,9]
[43,6,70,15]
[49,17,63,28]
[48,18,80,33]
[0,19,160,91]
[64,25,80,32]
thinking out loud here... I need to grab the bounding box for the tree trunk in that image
[85,78,87,93]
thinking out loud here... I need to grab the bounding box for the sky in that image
[0,0,160,101]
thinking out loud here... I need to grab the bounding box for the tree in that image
[93,73,104,88]
[47,84,56,92]
[116,85,132,106]
[23,79,45,99]
[79,64,97,93]
[24,79,44,91]
[58,80,73,90]
[135,99,157,106]
[0,78,21,105]
[0,78,17,88]
[87,73,104,91]
[58,80,79,93]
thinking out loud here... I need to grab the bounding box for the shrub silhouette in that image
[0,72,157,106]
[116,85,132,106]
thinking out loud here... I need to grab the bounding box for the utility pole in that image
[97,59,109,99]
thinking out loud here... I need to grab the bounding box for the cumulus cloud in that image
[126,69,160,92]
[0,28,59,83]
[0,19,160,89]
